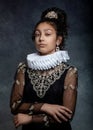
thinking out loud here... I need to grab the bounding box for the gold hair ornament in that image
[45,11,58,19]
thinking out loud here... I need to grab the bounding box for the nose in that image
[39,34,44,41]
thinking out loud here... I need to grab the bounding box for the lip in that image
[38,44,46,47]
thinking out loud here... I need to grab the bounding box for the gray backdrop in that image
[0,0,93,130]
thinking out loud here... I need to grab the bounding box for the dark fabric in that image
[22,121,72,130]
[21,65,72,130]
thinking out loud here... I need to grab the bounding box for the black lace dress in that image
[10,62,78,130]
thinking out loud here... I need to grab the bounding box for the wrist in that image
[28,115,33,123]
[41,103,48,112]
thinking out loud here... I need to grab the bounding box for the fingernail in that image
[70,111,72,113]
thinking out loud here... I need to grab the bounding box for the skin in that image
[34,22,62,55]
[13,22,73,128]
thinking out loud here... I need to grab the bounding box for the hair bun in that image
[41,7,66,24]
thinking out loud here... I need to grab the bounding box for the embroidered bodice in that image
[27,62,70,98]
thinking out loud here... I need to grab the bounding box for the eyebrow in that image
[35,29,53,32]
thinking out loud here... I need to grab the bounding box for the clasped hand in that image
[13,104,72,128]
[41,103,72,123]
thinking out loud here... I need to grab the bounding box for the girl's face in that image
[34,22,62,55]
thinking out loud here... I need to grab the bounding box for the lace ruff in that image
[27,51,70,70]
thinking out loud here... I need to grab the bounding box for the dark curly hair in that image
[32,7,68,50]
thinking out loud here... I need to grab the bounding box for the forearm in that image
[63,89,77,115]
[10,101,44,115]
[32,114,50,126]
[63,66,78,119]
[14,113,53,127]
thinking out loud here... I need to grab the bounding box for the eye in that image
[45,33,51,36]
[45,29,53,36]
[34,31,40,37]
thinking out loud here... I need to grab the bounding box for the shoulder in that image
[66,64,78,78]
[64,64,78,90]
[68,65,78,74]
[62,62,78,75]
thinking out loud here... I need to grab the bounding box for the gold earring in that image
[56,45,60,51]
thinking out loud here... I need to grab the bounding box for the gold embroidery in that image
[64,84,76,90]
[16,80,20,85]
[27,63,69,98]
[29,105,34,115]
[12,100,21,109]
[69,67,77,75]
[12,102,16,109]
[17,62,26,73]
[16,100,21,103]
[29,105,34,110]
[43,115,49,126]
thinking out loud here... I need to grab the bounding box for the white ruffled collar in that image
[27,50,70,70]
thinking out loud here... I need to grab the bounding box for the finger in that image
[59,109,72,119]
[61,106,72,113]
[56,112,68,122]
[53,114,62,123]
[59,108,72,118]
[13,117,18,124]
[15,121,20,128]
[13,116,18,122]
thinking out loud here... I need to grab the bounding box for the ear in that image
[56,36,62,46]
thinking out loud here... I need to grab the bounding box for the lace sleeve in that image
[63,66,78,118]
[10,62,44,115]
